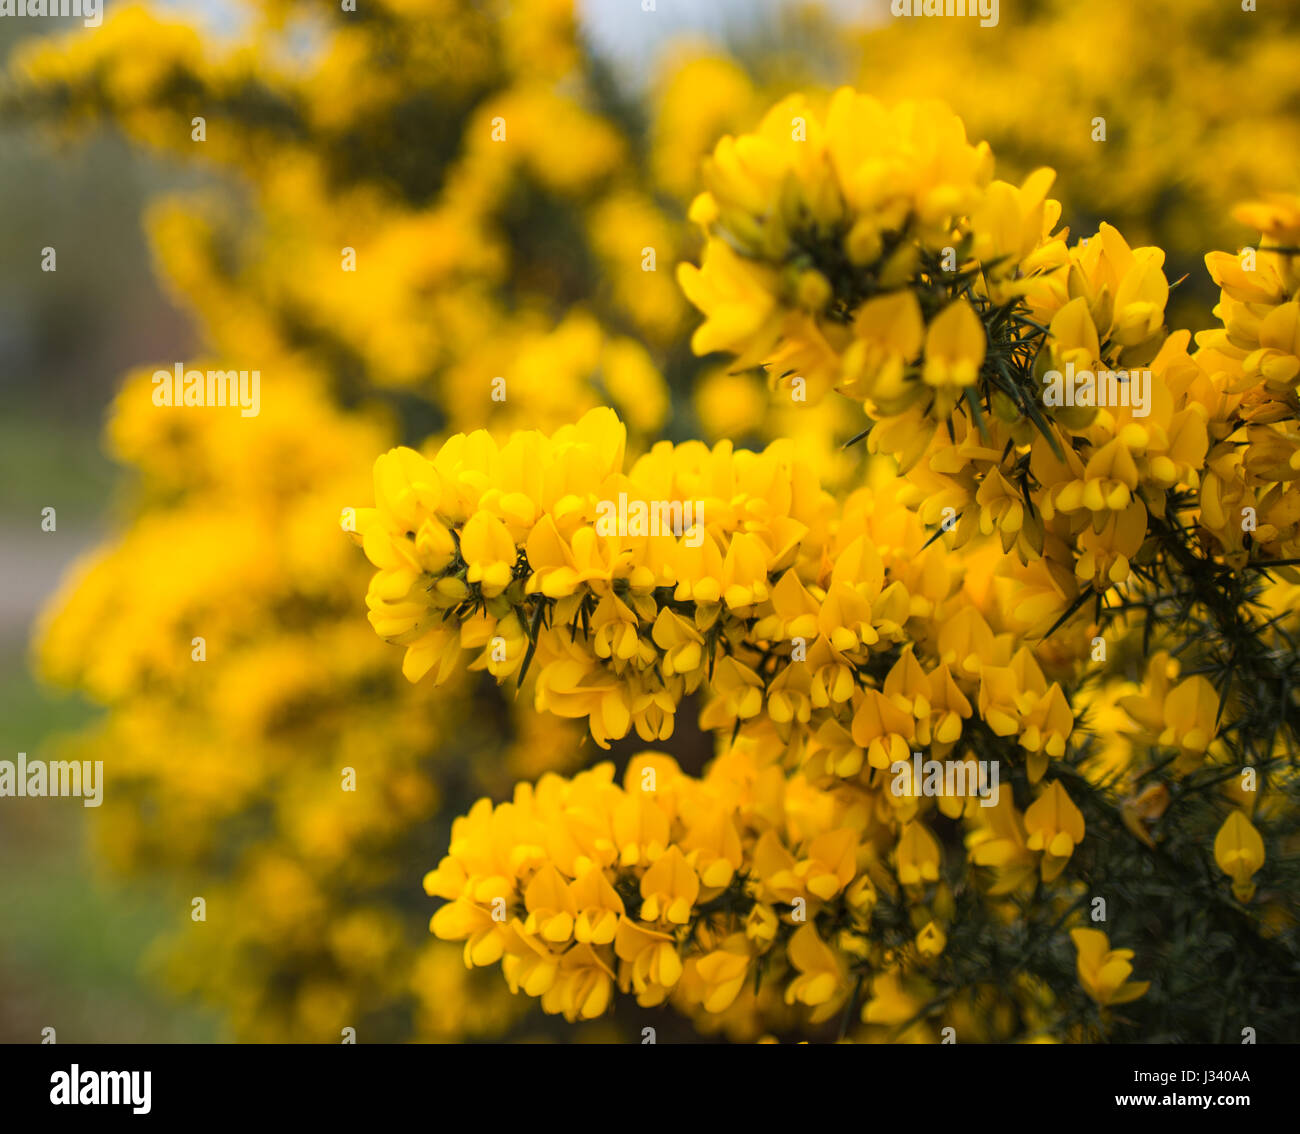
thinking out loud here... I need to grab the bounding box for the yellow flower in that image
[1119,783,1170,850]
[676,240,780,361]
[680,808,743,890]
[1158,675,1220,773]
[784,924,848,1024]
[921,298,987,414]
[691,941,752,1014]
[544,944,615,1022]
[916,921,947,958]
[1214,810,1265,902]
[613,917,683,1006]
[896,821,941,886]
[1070,928,1150,1007]
[428,894,512,970]
[459,511,519,598]
[967,794,1036,895]
[522,864,577,944]
[611,790,671,868]
[1074,500,1148,590]
[534,641,633,749]
[841,291,925,408]
[744,902,779,950]
[862,969,929,1027]
[570,866,625,945]
[851,689,915,772]
[638,845,700,925]
[797,828,859,901]
[1023,781,1085,882]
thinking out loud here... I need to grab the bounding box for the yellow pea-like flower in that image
[1024,781,1086,882]
[896,821,942,887]
[922,298,987,401]
[1214,810,1265,902]
[1070,928,1150,1007]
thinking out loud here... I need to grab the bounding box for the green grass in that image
[0,415,118,524]
[0,662,222,1042]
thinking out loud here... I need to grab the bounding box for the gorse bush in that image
[12,1,1299,1042]
[348,90,1300,1041]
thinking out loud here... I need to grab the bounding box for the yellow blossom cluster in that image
[16,0,1300,1045]
[362,82,1300,1038]
[424,747,1106,1038]
[350,405,1178,1037]
[678,89,1218,610]
[1071,626,1289,916]
[352,407,1079,771]
[658,0,1300,479]
[855,0,1300,324]
[1196,196,1300,565]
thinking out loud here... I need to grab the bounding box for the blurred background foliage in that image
[1,0,1295,1041]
